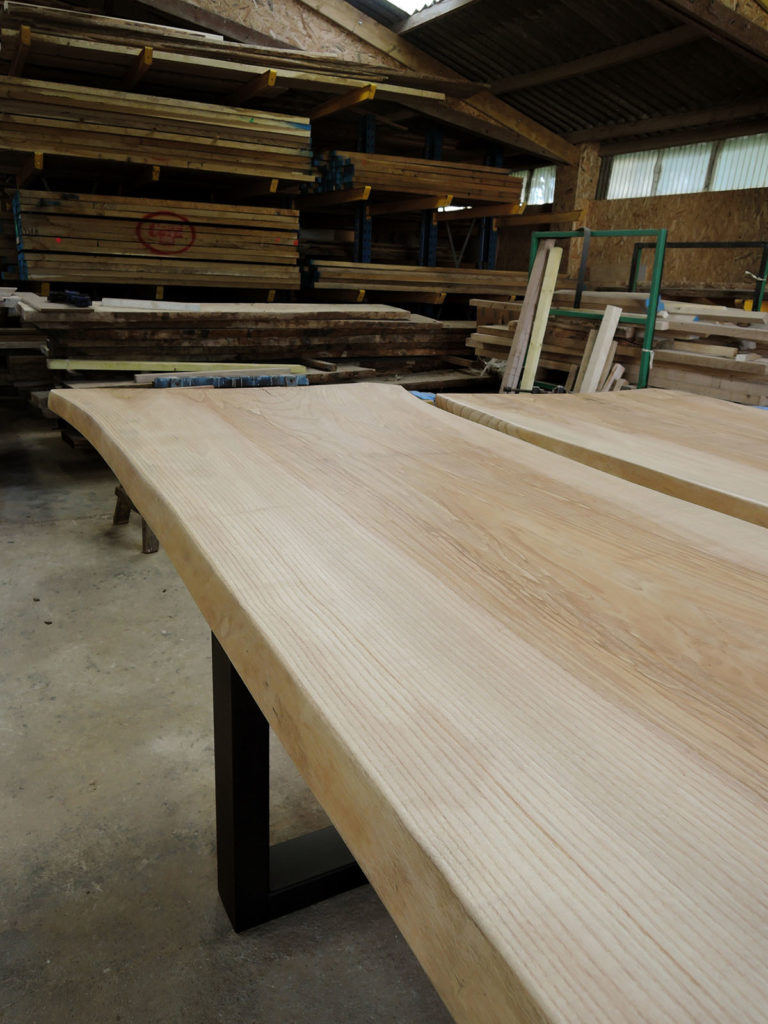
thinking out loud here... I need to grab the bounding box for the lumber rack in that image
[529,228,668,389]
[627,240,768,312]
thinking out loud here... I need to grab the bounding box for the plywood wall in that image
[495,188,768,291]
[584,188,768,290]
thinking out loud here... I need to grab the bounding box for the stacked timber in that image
[0,3,474,100]
[310,261,529,296]
[11,191,300,289]
[315,151,525,204]
[470,293,768,404]
[13,296,474,377]
[0,77,313,181]
[616,299,768,404]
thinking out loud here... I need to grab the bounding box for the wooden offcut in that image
[48,382,768,1023]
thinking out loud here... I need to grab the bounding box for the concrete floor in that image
[0,399,452,1024]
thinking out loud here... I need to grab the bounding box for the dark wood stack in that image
[310,262,529,297]
[16,297,475,377]
[12,190,300,289]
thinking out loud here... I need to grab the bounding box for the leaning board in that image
[436,388,768,528]
[48,383,768,1023]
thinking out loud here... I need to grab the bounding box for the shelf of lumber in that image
[310,261,529,296]
[436,388,768,527]
[0,4,480,98]
[11,190,300,288]
[0,78,313,181]
[49,382,768,1023]
[0,25,447,112]
[316,151,524,204]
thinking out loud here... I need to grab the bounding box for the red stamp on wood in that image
[136,211,196,255]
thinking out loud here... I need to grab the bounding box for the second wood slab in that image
[435,388,768,528]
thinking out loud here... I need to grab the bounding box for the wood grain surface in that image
[436,388,768,528]
[49,383,768,1023]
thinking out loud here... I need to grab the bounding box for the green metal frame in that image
[529,228,668,389]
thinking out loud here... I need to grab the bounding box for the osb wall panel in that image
[584,189,768,290]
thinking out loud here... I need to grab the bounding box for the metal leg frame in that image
[211,634,366,932]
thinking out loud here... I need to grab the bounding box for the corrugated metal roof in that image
[352,0,768,148]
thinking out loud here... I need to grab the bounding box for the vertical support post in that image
[211,635,366,934]
[354,114,375,264]
[478,148,502,270]
[755,243,768,312]
[638,228,666,390]
[419,125,443,268]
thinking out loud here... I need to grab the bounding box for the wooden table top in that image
[49,383,768,1024]
[436,388,768,527]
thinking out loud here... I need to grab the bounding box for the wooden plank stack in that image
[470,293,768,404]
[0,3,475,98]
[0,77,313,181]
[310,261,529,296]
[11,190,300,289]
[316,151,525,204]
[14,296,473,376]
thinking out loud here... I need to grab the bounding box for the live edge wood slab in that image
[436,388,768,529]
[48,383,768,1024]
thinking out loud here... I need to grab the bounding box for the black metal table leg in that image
[211,634,367,932]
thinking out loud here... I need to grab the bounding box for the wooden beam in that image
[228,69,277,106]
[8,23,31,76]
[16,150,43,187]
[122,45,153,90]
[438,202,524,222]
[570,97,768,143]
[297,186,371,208]
[370,194,453,216]
[600,118,768,154]
[292,0,577,163]
[650,0,768,62]
[394,0,482,35]
[489,26,702,94]
[496,209,585,228]
[311,84,376,120]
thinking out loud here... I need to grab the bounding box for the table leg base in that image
[212,634,366,933]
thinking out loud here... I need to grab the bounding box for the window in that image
[601,132,768,200]
[512,165,556,205]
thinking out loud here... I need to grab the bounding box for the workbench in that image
[49,383,768,1024]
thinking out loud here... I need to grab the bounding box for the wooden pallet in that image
[12,190,300,288]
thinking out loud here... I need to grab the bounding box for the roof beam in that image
[489,26,703,94]
[649,0,768,61]
[569,97,768,143]
[294,0,578,163]
[394,0,482,35]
